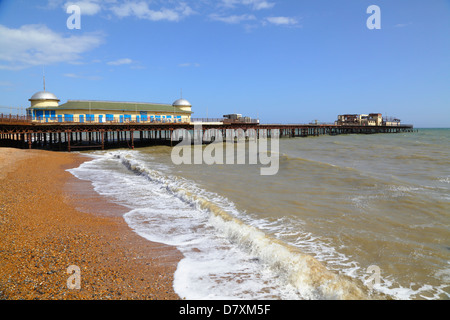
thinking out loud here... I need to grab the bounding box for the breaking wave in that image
[109,151,370,300]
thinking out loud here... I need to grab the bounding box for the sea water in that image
[68,128,450,300]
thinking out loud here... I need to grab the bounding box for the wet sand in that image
[0,148,183,300]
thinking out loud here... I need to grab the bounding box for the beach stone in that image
[0,148,182,300]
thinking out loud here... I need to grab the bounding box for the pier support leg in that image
[67,131,71,152]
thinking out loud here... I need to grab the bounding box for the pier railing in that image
[0,113,414,129]
[191,118,260,124]
[0,113,31,124]
[27,116,190,125]
[191,118,225,123]
[337,122,414,128]
[223,119,260,124]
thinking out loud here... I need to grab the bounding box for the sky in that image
[0,0,449,127]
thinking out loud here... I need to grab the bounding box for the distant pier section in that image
[0,88,414,152]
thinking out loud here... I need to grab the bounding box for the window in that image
[36,110,44,120]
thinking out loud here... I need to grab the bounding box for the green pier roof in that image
[33,100,192,114]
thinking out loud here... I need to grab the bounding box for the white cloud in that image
[0,24,103,70]
[64,0,102,15]
[176,2,196,17]
[64,73,102,80]
[64,73,79,77]
[107,58,133,66]
[265,16,298,26]
[394,22,412,28]
[109,1,194,22]
[209,13,256,24]
[0,81,14,92]
[46,0,64,9]
[179,62,200,67]
[221,0,275,10]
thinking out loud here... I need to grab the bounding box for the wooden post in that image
[67,131,71,152]
[131,130,134,149]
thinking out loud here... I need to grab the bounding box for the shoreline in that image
[0,148,183,300]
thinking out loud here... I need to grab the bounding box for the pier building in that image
[337,113,391,126]
[26,90,193,124]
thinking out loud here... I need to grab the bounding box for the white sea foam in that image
[438,176,450,184]
[68,149,447,300]
[68,150,373,299]
[69,151,301,299]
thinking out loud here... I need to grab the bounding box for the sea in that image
[68,128,450,300]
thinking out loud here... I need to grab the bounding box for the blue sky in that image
[0,0,449,127]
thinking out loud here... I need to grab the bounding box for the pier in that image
[0,114,415,152]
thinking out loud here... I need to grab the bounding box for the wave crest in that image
[114,151,370,300]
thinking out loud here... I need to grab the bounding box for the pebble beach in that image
[0,148,182,300]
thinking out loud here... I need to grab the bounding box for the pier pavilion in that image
[27,90,193,124]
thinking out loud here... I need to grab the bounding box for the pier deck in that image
[0,114,414,152]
